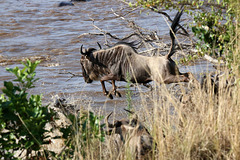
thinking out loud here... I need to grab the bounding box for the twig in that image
[59,72,82,81]
[111,8,156,49]
[78,32,104,38]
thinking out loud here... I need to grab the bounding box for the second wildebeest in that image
[104,109,154,159]
[80,9,194,99]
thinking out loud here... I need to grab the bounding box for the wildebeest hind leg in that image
[111,80,121,97]
[100,80,113,99]
[163,74,190,84]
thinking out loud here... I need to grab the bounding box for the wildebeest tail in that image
[166,7,184,59]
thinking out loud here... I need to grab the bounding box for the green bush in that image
[0,59,107,159]
[0,60,56,159]
[191,5,235,59]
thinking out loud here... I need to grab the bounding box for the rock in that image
[54,97,79,115]
[58,1,74,7]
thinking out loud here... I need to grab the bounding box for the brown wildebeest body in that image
[80,9,193,98]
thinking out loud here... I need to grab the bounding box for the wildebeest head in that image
[80,43,102,83]
[104,109,139,135]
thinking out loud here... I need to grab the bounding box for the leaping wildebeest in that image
[80,9,194,99]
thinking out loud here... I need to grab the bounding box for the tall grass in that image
[61,67,240,159]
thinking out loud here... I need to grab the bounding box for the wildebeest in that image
[80,9,193,99]
[105,109,154,159]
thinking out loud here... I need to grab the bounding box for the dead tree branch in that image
[78,3,194,57]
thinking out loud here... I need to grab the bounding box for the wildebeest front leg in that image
[111,80,121,97]
[100,74,119,99]
[100,80,113,99]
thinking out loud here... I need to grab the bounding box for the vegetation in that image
[0,0,239,159]
[57,111,105,159]
[134,0,239,69]
[0,60,105,159]
[126,72,133,115]
[0,60,56,159]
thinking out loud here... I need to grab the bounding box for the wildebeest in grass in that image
[104,109,154,159]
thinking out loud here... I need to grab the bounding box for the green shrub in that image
[0,60,56,159]
[191,6,235,59]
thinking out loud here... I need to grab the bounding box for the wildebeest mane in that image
[83,42,144,82]
[90,43,137,69]
[113,41,139,50]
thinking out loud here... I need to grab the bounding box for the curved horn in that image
[104,112,114,128]
[80,45,85,55]
[97,42,102,49]
[124,108,138,120]
[123,108,134,114]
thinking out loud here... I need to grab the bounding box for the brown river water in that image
[0,0,215,114]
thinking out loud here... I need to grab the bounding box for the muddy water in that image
[0,0,215,113]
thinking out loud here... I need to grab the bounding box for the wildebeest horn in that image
[97,42,102,49]
[80,45,85,55]
[105,112,114,128]
[124,108,138,120]
[123,108,134,114]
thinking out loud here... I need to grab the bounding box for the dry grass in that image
[53,67,240,160]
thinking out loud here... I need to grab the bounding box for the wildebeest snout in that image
[84,76,93,83]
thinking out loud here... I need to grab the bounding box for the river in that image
[0,0,215,114]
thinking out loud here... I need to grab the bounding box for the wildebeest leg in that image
[163,74,190,84]
[100,74,119,99]
[111,80,121,97]
[100,80,113,99]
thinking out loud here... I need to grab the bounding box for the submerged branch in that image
[59,72,82,81]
